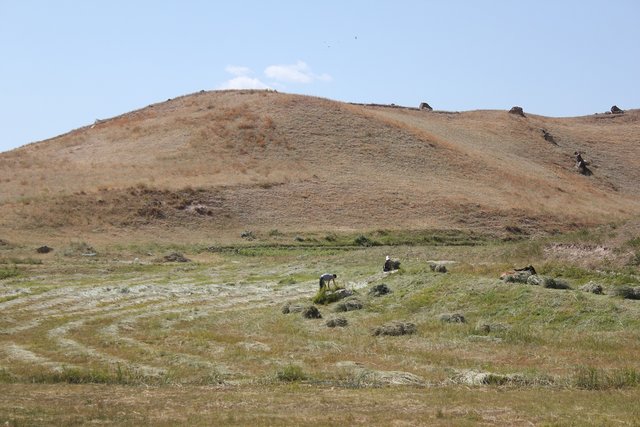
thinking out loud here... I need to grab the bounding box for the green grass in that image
[275,364,307,382]
[2,229,640,424]
[0,266,20,279]
[573,366,640,390]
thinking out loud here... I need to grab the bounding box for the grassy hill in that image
[1,91,639,425]
[1,90,639,244]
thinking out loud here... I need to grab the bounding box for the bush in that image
[573,366,640,390]
[0,267,19,280]
[354,235,378,247]
[276,365,307,382]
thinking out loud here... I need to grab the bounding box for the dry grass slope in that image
[1,90,638,243]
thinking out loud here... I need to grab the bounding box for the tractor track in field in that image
[0,275,317,378]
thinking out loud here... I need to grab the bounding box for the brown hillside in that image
[1,90,639,243]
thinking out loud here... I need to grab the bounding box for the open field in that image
[2,226,640,425]
[1,90,639,424]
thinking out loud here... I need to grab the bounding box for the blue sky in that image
[1,0,638,153]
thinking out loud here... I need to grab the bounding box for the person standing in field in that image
[319,273,337,289]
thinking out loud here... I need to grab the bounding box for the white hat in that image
[386,255,390,260]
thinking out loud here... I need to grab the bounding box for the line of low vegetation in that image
[572,366,640,390]
[0,266,20,280]
[0,365,226,386]
[206,229,493,254]
[0,257,42,265]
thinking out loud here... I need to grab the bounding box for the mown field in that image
[1,227,640,426]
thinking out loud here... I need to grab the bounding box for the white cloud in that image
[225,65,251,76]
[218,66,270,90]
[219,75,271,90]
[264,61,332,84]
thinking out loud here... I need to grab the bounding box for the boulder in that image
[419,102,433,111]
[611,105,624,114]
[372,321,416,336]
[36,245,53,254]
[509,106,525,117]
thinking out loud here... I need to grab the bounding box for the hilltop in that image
[1,90,639,243]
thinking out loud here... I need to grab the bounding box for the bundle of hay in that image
[430,263,447,273]
[372,321,416,336]
[334,298,364,312]
[369,284,391,297]
[163,252,190,262]
[326,317,348,328]
[526,275,571,290]
[302,306,322,319]
[439,313,466,323]
[281,302,305,314]
[611,286,640,300]
[580,282,604,295]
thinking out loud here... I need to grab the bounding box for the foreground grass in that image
[1,230,639,424]
[2,383,640,426]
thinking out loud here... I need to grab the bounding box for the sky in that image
[1,0,639,153]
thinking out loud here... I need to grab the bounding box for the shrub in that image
[0,267,19,280]
[276,365,307,382]
[573,366,640,390]
[353,235,378,247]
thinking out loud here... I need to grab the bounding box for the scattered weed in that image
[573,366,640,390]
[0,266,20,279]
[275,365,307,382]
